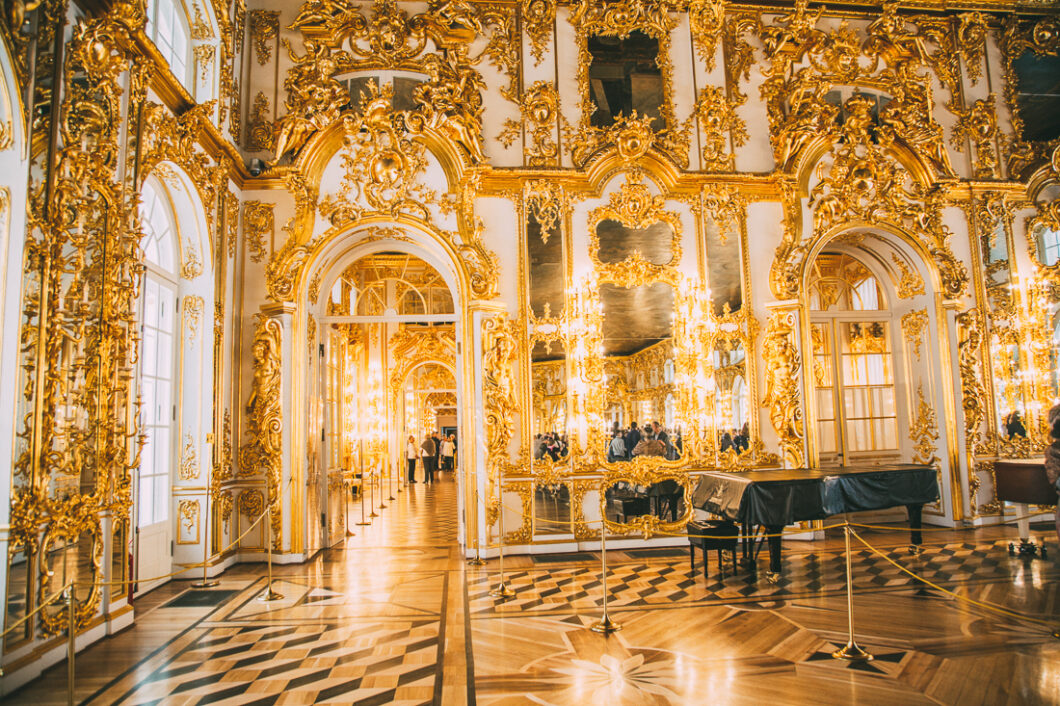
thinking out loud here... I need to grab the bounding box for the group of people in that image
[607,421,683,461]
[405,432,456,484]
[719,423,751,454]
[533,432,569,461]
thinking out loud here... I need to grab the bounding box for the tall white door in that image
[136,276,177,594]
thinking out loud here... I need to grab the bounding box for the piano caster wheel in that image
[1017,540,1040,558]
[908,545,923,556]
[764,571,781,585]
[1008,542,1016,556]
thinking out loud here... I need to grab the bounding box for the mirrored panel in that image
[528,216,564,318]
[704,218,743,315]
[587,31,664,129]
[532,341,567,441]
[534,483,572,536]
[599,282,682,461]
[714,338,750,455]
[603,479,686,525]
[596,219,674,266]
[4,544,30,645]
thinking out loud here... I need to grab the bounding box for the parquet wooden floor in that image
[7,473,1059,705]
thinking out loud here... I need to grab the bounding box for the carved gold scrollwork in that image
[521,0,555,65]
[693,86,747,172]
[956,309,986,458]
[249,10,279,65]
[950,95,999,179]
[902,309,928,361]
[589,174,682,285]
[762,310,804,467]
[243,200,274,263]
[499,80,560,167]
[483,315,518,527]
[910,384,939,467]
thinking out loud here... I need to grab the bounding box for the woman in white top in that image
[440,436,455,470]
[406,435,419,483]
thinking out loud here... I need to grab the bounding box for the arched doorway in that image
[315,249,462,548]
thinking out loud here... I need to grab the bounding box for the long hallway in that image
[8,474,1060,705]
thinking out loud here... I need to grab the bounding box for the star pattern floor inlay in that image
[7,472,1059,705]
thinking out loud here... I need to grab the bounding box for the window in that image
[1038,226,1060,267]
[147,0,191,86]
[137,179,179,530]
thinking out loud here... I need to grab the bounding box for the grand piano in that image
[692,464,939,578]
[994,458,1058,558]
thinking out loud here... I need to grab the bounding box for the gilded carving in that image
[177,499,200,544]
[249,9,279,66]
[238,489,265,518]
[0,120,12,150]
[910,384,939,466]
[521,0,555,65]
[183,295,204,342]
[688,0,725,71]
[180,433,199,480]
[998,16,1060,178]
[483,315,518,527]
[892,254,925,299]
[239,314,284,549]
[193,44,215,83]
[272,41,350,162]
[499,80,560,166]
[243,200,274,263]
[956,309,986,457]
[190,3,212,40]
[247,91,274,152]
[762,310,804,468]
[589,174,682,284]
[694,86,747,172]
[901,309,929,361]
[950,95,999,179]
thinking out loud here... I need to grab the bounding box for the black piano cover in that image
[692,465,939,527]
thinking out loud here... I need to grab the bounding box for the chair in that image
[687,519,739,578]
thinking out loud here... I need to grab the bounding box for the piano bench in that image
[687,520,739,578]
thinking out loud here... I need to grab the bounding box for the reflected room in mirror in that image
[599,282,683,462]
[604,480,684,524]
[587,30,664,129]
[534,484,572,536]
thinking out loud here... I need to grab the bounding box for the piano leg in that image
[765,525,783,582]
[906,503,924,555]
[1008,503,1043,558]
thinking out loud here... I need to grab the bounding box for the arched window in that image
[136,178,180,592]
[147,0,191,87]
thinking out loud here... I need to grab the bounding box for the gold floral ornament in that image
[762,310,804,468]
[693,86,747,172]
[482,315,518,528]
[238,489,265,519]
[249,9,279,65]
[910,385,939,466]
[521,0,555,65]
[319,81,438,226]
[688,0,725,71]
[239,315,284,549]
[499,80,559,166]
[247,91,273,152]
[243,200,274,263]
[956,309,986,457]
[902,309,929,361]
[892,253,925,299]
[950,95,999,179]
[0,120,13,150]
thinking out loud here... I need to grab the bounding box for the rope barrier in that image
[0,583,72,640]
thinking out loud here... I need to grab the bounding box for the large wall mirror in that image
[587,30,664,130]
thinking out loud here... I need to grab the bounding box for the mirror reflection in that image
[587,30,664,129]
[714,338,750,454]
[604,480,684,523]
[534,484,572,536]
[599,282,683,461]
[531,340,567,444]
[528,216,564,318]
[704,217,743,315]
[5,545,29,644]
[596,219,674,266]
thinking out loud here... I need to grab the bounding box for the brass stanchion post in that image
[388,460,396,501]
[66,585,75,706]
[468,488,485,566]
[260,508,284,602]
[369,468,379,518]
[591,520,621,634]
[192,490,219,588]
[378,464,388,509]
[345,479,355,537]
[488,494,514,598]
[357,452,370,525]
[833,524,871,661]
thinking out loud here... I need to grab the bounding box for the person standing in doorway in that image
[406,435,419,483]
[433,432,442,476]
[441,434,455,471]
[421,433,437,484]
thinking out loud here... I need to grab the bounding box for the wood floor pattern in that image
[6,475,1058,705]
